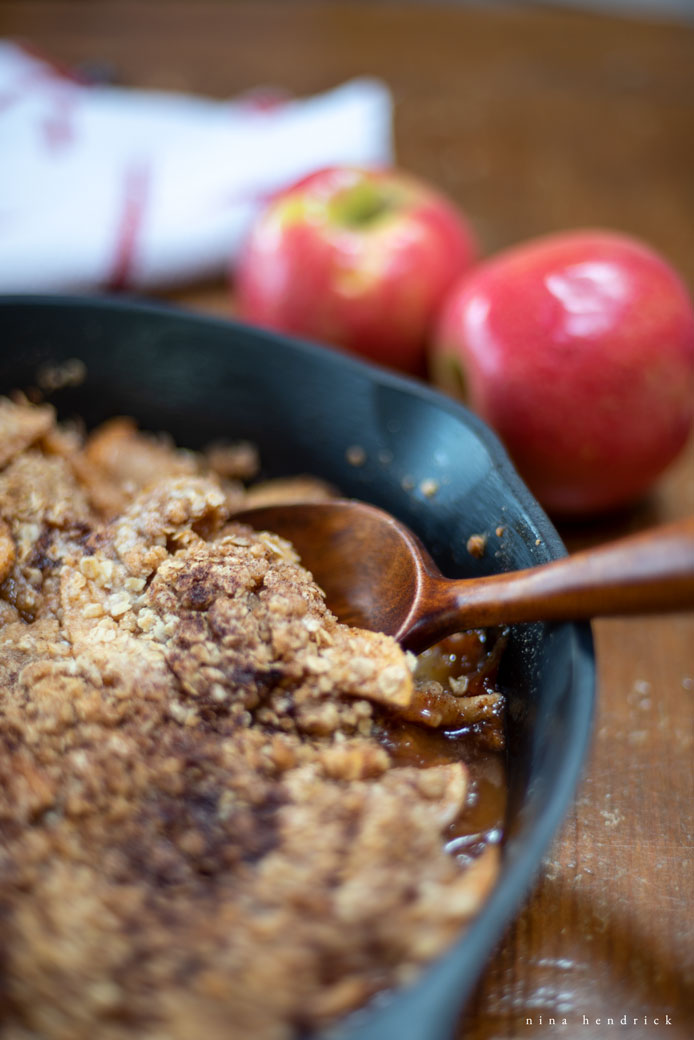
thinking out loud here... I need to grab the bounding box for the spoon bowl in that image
[238,499,427,637]
[234,499,694,652]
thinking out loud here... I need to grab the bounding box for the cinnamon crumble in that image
[0,396,505,1040]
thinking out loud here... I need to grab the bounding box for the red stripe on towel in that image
[107,161,150,291]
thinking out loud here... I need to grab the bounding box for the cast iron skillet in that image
[0,295,595,1040]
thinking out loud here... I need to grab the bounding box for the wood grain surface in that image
[2,2,692,1037]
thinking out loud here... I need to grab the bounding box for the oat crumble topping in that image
[0,397,503,1040]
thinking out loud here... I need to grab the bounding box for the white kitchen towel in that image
[0,42,393,292]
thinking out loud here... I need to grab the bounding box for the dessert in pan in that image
[0,398,506,1040]
[0,297,595,1040]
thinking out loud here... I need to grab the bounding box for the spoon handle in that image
[410,515,694,648]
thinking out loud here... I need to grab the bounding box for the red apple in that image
[235,165,477,374]
[431,230,694,517]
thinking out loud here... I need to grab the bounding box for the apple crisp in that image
[0,396,505,1040]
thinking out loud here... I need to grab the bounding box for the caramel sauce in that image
[376,629,507,867]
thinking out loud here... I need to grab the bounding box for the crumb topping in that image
[0,397,502,1040]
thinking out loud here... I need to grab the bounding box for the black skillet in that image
[0,295,595,1040]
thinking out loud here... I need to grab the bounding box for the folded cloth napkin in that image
[0,42,393,292]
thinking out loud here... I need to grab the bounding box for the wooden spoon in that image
[232,500,694,653]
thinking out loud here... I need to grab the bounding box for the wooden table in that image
[2,2,693,1037]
